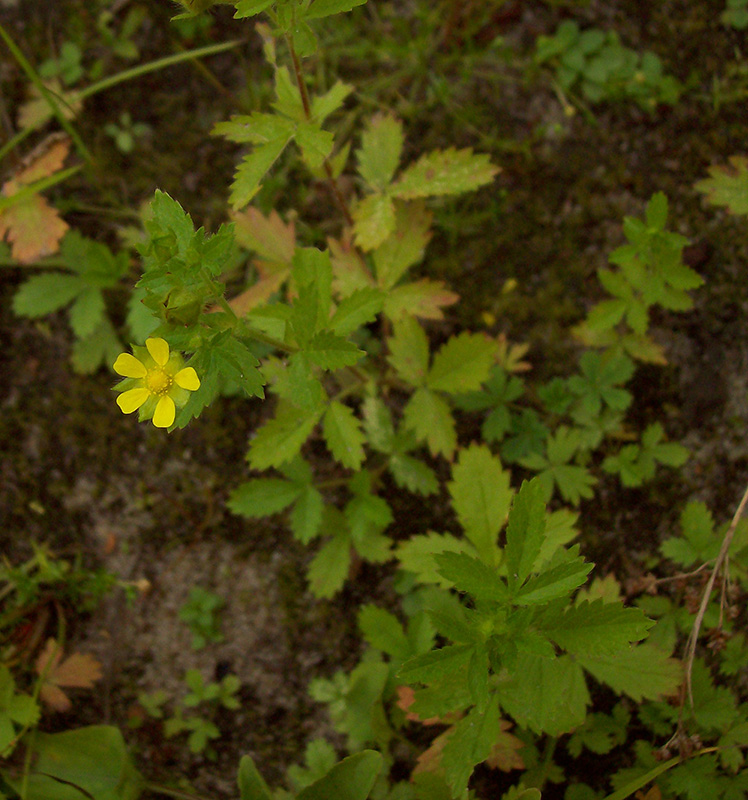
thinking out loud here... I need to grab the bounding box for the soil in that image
[1,0,748,797]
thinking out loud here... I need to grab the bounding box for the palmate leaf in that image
[396,532,475,586]
[399,644,473,685]
[238,755,273,800]
[383,279,459,322]
[694,155,748,216]
[13,273,87,317]
[329,288,384,336]
[71,317,122,375]
[448,444,512,564]
[296,751,382,800]
[392,148,499,199]
[435,551,508,602]
[388,453,438,496]
[233,0,274,17]
[513,546,592,606]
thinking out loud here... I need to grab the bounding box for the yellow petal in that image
[116,388,150,414]
[174,367,200,391]
[113,353,147,378]
[146,337,170,367]
[153,396,176,428]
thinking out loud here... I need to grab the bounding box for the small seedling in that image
[178,587,225,650]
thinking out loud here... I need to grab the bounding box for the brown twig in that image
[682,480,748,704]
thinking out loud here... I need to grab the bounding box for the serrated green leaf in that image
[397,532,475,586]
[505,479,546,589]
[388,453,438,496]
[387,317,429,386]
[305,0,368,19]
[353,193,396,251]
[694,155,748,216]
[323,401,366,470]
[296,122,335,169]
[496,653,589,736]
[238,754,273,800]
[13,273,86,317]
[399,644,473,684]
[311,80,353,123]
[544,600,652,656]
[577,644,682,701]
[359,605,410,658]
[230,139,293,208]
[645,191,668,229]
[306,331,364,369]
[392,148,499,199]
[71,317,121,374]
[448,444,512,564]
[228,479,301,517]
[357,114,403,191]
[403,387,456,459]
[427,332,496,394]
[233,0,274,18]
[328,287,383,336]
[514,547,592,605]
[297,751,382,800]
[290,485,324,543]
[372,201,432,289]
[69,287,105,338]
[248,405,322,470]
[361,396,396,453]
[435,551,508,602]
[308,531,350,598]
[441,694,501,795]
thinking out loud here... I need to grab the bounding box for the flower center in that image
[145,367,173,396]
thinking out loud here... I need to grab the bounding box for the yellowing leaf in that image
[694,155,748,216]
[232,206,296,263]
[353,193,396,251]
[35,638,103,712]
[0,135,71,263]
[329,234,376,297]
[384,279,459,322]
[392,148,499,199]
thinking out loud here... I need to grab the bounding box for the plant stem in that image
[285,34,355,227]
[78,40,243,101]
[144,782,213,800]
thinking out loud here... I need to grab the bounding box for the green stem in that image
[77,40,243,101]
[0,165,82,212]
[285,32,354,227]
[0,22,92,164]
[0,124,34,163]
[144,782,213,800]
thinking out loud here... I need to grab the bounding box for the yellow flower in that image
[113,337,200,428]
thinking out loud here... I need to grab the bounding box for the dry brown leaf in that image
[0,135,71,263]
[35,638,103,712]
[485,719,525,772]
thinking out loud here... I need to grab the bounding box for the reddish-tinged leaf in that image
[384,279,459,321]
[413,728,452,776]
[231,207,296,262]
[485,720,526,772]
[0,135,71,263]
[36,638,103,712]
[396,686,444,726]
[328,234,376,297]
[227,263,289,316]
